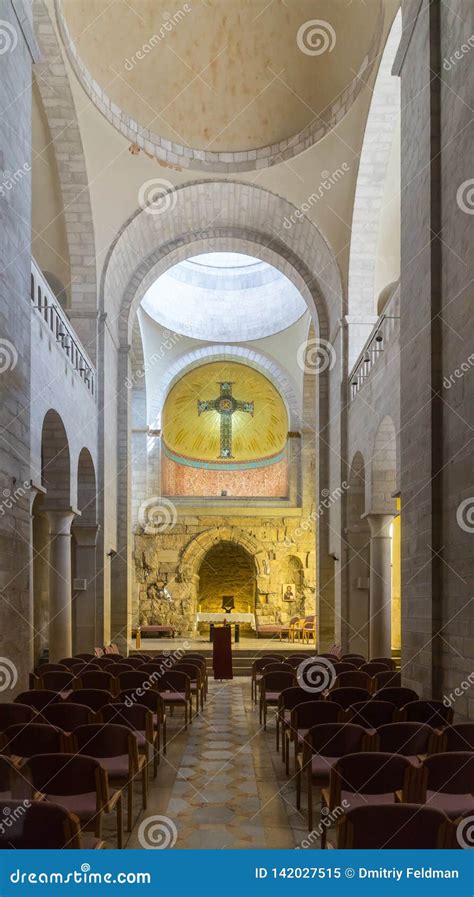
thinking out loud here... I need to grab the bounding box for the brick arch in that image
[151,344,300,431]
[178,526,269,582]
[33,0,98,356]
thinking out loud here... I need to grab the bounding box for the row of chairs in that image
[259,678,473,846]
[251,653,396,703]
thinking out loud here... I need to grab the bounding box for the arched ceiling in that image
[59,0,384,166]
[162,361,288,467]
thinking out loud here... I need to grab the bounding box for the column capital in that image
[72,523,100,547]
[44,507,79,536]
[363,512,394,538]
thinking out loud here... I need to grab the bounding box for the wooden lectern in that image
[212,623,233,680]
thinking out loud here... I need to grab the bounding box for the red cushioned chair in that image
[78,670,117,694]
[39,670,78,696]
[299,722,366,830]
[360,661,391,676]
[348,699,396,734]
[277,687,322,757]
[320,751,413,847]
[374,686,418,708]
[0,703,37,730]
[174,661,204,715]
[154,671,192,729]
[286,700,342,776]
[373,670,402,690]
[334,670,372,691]
[2,723,65,761]
[73,723,146,832]
[26,752,123,848]
[118,689,167,759]
[251,656,280,703]
[40,702,93,731]
[327,686,371,711]
[336,803,455,848]
[259,670,295,729]
[102,703,159,778]
[399,700,453,730]
[15,690,59,711]
[371,655,396,670]
[66,689,113,714]
[0,799,105,849]
[375,721,435,764]
[441,723,474,753]
[414,752,474,818]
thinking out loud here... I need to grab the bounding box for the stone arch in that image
[33,0,98,356]
[179,526,269,583]
[149,344,300,431]
[40,409,71,508]
[371,414,397,514]
[348,10,401,364]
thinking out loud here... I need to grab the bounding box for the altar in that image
[195,612,256,643]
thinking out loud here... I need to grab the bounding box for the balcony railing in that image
[349,309,400,399]
[30,259,96,398]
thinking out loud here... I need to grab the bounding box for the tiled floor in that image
[124,677,314,849]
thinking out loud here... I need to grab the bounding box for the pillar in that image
[45,510,76,662]
[366,513,393,658]
[72,524,100,653]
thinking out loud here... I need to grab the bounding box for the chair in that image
[251,656,280,703]
[59,658,85,670]
[73,723,146,831]
[399,700,454,729]
[3,723,64,760]
[106,663,134,678]
[375,721,435,763]
[26,753,123,848]
[0,799,105,849]
[35,663,67,675]
[66,689,113,714]
[336,803,454,848]
[319,654,340,662]
[371,656,396,670]
[155,671,192,729]
[94,656,117,668]
[332,662,357,675]
[320,752,413,847]
[74,653,96,661]
[40,702,93,731]
[373,670,402,690]
[301,615,316,645]
[101,703,159,778]
[360,661,391,677]
[374,686,419,708]
[259,671,295,729]
[441,723,474,753]
[340,654,366,668]
[328,687,371,711]
[0,703,36,730]
[118,689,167,758]
[299,723,366,830]
[0,755,32,800]
[276,687,322,756]
[15,690,59,711]
[262,662,293,674]
[129,654,151,662]
[174,661,204,714]
[285,700,342,776]
[78,670,116,693]
[117,670,150,692]
[185,655,208,699]
[39,670,77,694]
[334,670,372,690]
[283,655,308,668]
[348,700,396,733]
[415,752,474,817]
[122,657,146,669]
[288,616,302,642]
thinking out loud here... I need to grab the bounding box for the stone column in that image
[365,513,393,658]
[72,524,100,654]
[45,510,76,662]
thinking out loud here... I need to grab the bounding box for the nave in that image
[0,647,472,850]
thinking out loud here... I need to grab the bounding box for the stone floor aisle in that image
[126,678,310,849]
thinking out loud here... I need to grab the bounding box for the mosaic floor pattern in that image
[125,677,314,849]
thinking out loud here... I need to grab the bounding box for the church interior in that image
[0,0,473,851]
